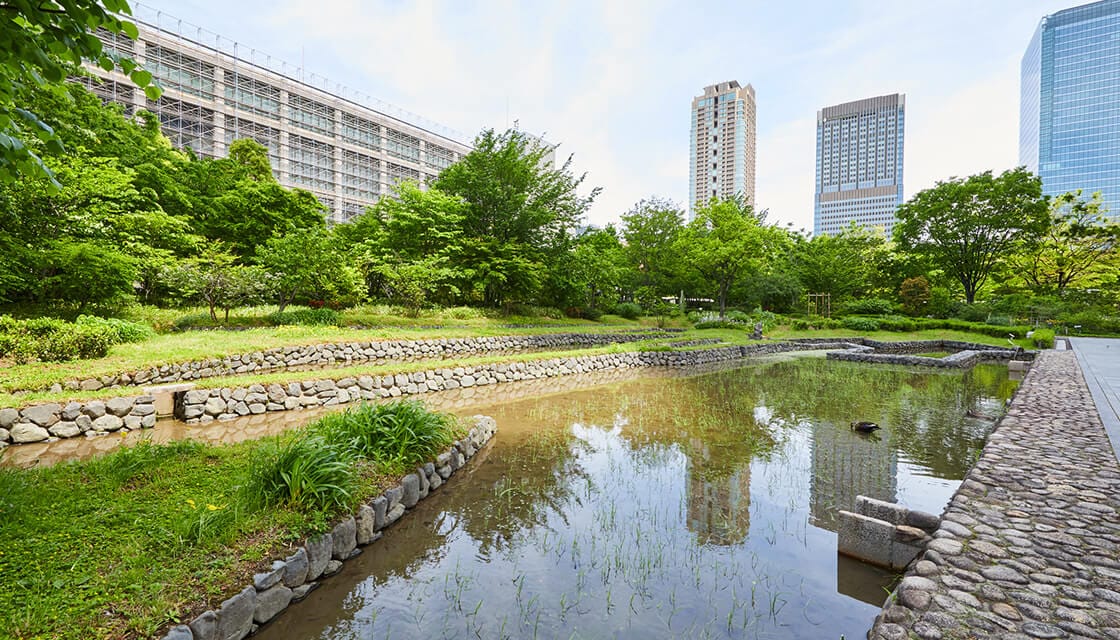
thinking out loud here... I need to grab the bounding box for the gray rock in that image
[0,427,8,443]
[21,403,61,427]
[386,503,405,526]
[253,585,293,624]
[10,423,48,443]
[80,378,103,391]
[60,402,82,421]
[401,473,420,508]
[291,582,318,602]
[106,397,134,417]
[323,559,343,577]
[92,414,124,432]
[906,510,941,532]
[82,400,106,418]
[306,533,332,581]
[331,517,357,560]
[385,486,403,508]
[356,505,376,545]
[48,421,80,438]
[0,407,18,428]
[141,413,157,428]
[282,548,308,588]
[372,496,388,530]
[927,538,963,556]
[163,625,194,640]
[253,562,285,591]
[75,414,92,432]
[216,586,255,640]
[131,403,156,416]
[204,397,226,416]
[123,415,142,430]
[981,565,1030,584]
[188,610,218,640]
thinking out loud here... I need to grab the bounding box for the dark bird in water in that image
[966,409,994,420]
[850,421,881,433]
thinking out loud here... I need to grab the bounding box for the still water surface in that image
[257,357,1016,640]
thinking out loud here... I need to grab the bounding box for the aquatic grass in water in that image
[256,359,1016,640]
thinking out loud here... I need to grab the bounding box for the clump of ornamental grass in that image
[312,399,463,471]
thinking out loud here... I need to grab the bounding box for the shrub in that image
[266,308,341,327]
[76,315,155,343]
[35,324,116,361]
[694,320,745,330]
[841,317,881,332]
[245,435,356,511]
[612,302,643,320]
[842,298,897,316]
[875,315,917,332]
[311,401,461,469]
[1030,328,1055,349]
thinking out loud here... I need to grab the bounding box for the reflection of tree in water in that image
[451,358,1014,551]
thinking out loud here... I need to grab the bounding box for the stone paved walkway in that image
[1070,338,1120,462]
[867,351,1120,640]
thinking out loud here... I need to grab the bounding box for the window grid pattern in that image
[225,117,281,173]
[146,96,215,156]
[143,43,216,100]
[1023,0,1120,219]
[288,94,335,136]
[223,72,281,119]
[385,128,420,162]
[385,161,420,186]
[288,134,335,192]
[424,143,455,171]
[72,75,136,114]
[341,150,379,200]
[341,113,380,150]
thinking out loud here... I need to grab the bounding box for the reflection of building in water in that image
[808,421,897,532]
[685,439,751,544]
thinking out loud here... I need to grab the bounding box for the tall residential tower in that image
[689,81,756,219]
[1021,0,1120,219]
[813,94,905,237]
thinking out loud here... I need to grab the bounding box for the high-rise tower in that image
[1021,0,1120,219]
[813,94,906,237]
[689,81,756,219]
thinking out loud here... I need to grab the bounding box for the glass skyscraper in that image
[1021,0,1120,219]
[813,94,905,237]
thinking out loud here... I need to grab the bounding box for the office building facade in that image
[689,81,756,219]
[813,94,905,237]
[1020,0,1120,219]
[80,9,470,222]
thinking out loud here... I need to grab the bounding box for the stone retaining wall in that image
[0,339,1021,448]
[37,331,679,395]
[866,350,1120,640]
[825,339,1033,369]
[160,415,499,640]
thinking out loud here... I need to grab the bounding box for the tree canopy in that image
[893,168,1049,304]
[0,0,159,186]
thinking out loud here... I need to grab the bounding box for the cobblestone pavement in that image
[867,351,1120,640]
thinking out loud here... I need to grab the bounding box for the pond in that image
[255,357,1017,640]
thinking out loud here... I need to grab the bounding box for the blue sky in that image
[133,0,1076,231]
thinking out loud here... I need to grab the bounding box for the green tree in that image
[38,240,137,312]
[433,128,599,307]
[546,225,627,315]
[894,168,1049,304]
[791,225,888,302]
[257,227,363,311]
[620,197,687,295]
[346,181,468,310]
[0,0,160,186]
[899,276,932,316]
[680,196,784,319]
[1010,190,1120,295]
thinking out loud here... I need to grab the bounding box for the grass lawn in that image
[0,402,461,640]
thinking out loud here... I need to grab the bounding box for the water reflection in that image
[255,358,1015,640]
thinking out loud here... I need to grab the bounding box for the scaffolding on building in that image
[80,4,472,223]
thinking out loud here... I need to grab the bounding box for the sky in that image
[133,0,1078,232]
